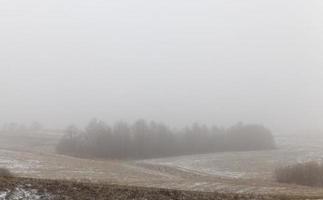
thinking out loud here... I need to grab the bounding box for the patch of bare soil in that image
[0,177,318,200]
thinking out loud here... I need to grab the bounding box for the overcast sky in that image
[0,0,322,132]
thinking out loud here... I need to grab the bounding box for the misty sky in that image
[1,0,323,132]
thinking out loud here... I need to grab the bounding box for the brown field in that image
[1,130,323,199]
[0,177,320,200]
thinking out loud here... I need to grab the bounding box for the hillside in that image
[0,177,316,200]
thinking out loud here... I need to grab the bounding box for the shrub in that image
[275,161,323,186]
[0,168,13,178]
[226,124,275,151]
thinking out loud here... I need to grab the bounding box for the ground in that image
[0,130,323,199]
[0,177,318,200]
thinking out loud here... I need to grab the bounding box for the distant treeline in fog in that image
[1,122,43,132]
[56,119,275,159]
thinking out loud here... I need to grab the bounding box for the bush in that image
[0,168,13,178]
[226,124,275,151]
[275,161,323,186]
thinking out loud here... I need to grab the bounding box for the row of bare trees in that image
[56,119,275,159]
[1,122,43,132]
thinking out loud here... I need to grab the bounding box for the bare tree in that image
[56,119,275,159]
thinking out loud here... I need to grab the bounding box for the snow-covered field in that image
[0,150,42,175]
[1,131,323,196]
[140,135,323,180]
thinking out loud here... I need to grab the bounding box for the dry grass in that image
[275,161,323,186]
[0,176,318,200]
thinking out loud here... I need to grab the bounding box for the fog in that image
[1,0,323,132]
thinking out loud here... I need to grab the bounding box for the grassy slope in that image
[0,177,320,200]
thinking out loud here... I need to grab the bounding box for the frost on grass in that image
[0,186,52,200]
[0,157,42,175]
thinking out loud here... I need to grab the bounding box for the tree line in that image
[56,119,275,159]
[1,122,43,132]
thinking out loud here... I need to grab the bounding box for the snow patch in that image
[0,186,52,200]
